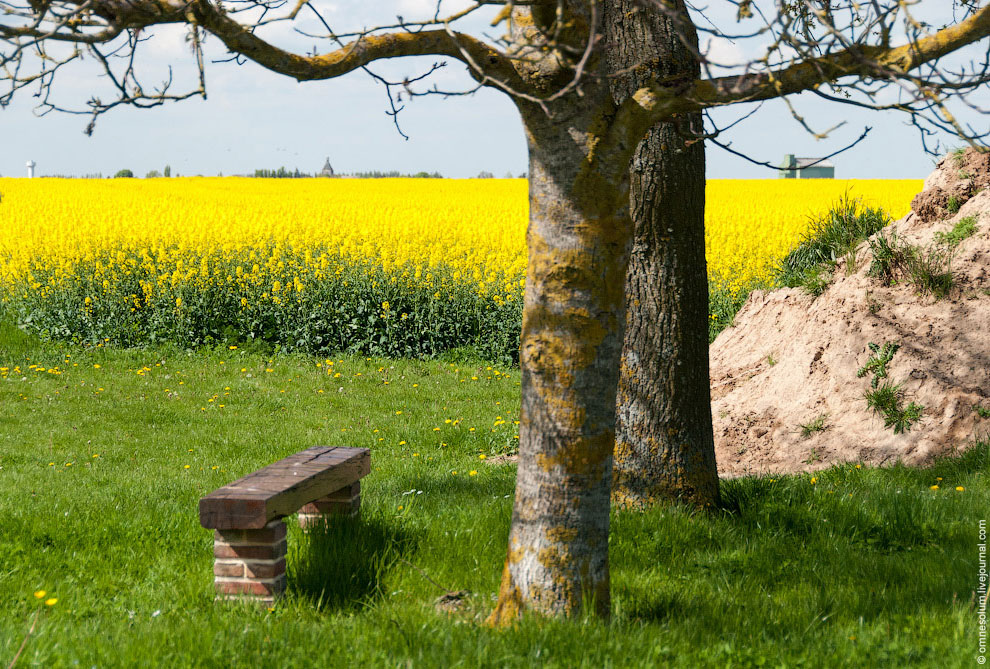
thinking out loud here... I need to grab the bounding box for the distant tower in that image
[320,157,335,177]
[26,160,36,178]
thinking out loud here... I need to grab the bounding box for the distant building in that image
[778,154,835,179]
[320,157,335,177]
[26,160,36,178]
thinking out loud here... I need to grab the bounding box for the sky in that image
[1,1,984,180]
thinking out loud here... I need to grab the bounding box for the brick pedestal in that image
[298,481,361,529]
[213,519,287,604]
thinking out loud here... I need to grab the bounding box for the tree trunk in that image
[605,1,720,508]
[487,94,635,624]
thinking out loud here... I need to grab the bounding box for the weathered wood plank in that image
[199,447,370,529]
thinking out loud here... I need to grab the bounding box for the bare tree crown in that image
[2,0,989,151]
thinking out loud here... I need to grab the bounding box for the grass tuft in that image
[775,194,890,295]
[864,382,924,434]
[868,231,955,299]
[799,413,828,438]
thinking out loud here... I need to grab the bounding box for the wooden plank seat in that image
[199,446,370,603]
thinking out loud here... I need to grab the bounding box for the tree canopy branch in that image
[633,5,990,122]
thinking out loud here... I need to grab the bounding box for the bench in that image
[199,446,370,604]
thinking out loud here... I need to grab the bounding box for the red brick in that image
[244,558,286,580]
[215,575,286,598]
[214,539,286,560]
[213,561,244,578]
[214,520,286,545]
[299,496,360,515]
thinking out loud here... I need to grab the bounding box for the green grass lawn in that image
[1,321,986,667]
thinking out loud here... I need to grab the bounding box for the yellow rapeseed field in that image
[704,179,920,290]
[0,176,921,357]
[0,177,920,288]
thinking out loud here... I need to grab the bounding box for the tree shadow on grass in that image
[620,442,988,628]
[287,511,413,612]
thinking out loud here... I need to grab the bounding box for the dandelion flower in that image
[34,590,46,599]
[956,486,965,491]
[45,598,57,606]
[930,485,939,490]
[469,470,478,476]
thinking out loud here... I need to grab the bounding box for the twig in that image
[6,609,40,669]
[709,125,872,172]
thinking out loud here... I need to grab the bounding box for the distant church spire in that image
[320,157,334,177]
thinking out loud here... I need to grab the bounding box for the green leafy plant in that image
[934,215,978,248]
[864,382,924,434]
[857,341,900,388]
[857,342,923,433]
[975,404,990,419]
[946,195,961,215]
[5,245,524,365]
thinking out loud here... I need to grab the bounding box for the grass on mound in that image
[775,194,892,295]
[708,196,897,341]
[0,320,986,667]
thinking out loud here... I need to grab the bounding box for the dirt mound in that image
[711,155,990,477]
[911,148,990,222]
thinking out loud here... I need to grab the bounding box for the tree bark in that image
[604,1,720,509]
[487,91,636,623]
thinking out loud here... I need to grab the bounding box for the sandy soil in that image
[711,151,990,477]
